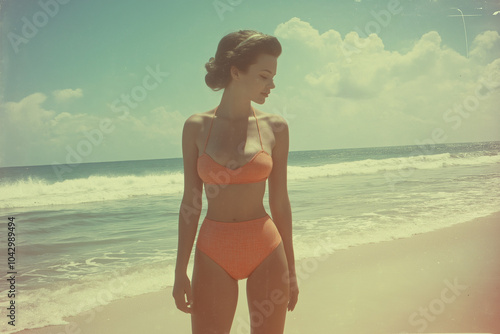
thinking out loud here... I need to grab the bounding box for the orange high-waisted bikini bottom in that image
[196,214,282,280]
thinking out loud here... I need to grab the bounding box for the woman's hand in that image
[288,272,299,311]
[172,273,193,313]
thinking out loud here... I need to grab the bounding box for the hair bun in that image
[205,57,217,72]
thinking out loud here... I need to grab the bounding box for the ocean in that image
[1,141,499,333]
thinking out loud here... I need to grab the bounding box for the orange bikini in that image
[196,106,282,280]
[197,107,273,185]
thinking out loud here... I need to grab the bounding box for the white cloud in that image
[272,18,500,150]
[0,92,185,167]
[469,30,500,65]
[103,106,184,161]
[52,88,83,102]
[1,93,97,167]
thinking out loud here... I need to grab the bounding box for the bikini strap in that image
[252,106,264,150]
[203,106,218,153]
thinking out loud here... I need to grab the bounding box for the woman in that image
[173,30,298,334]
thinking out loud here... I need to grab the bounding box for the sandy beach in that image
[14,211,500,334]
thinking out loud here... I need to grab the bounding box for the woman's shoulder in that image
[254,108,288,132]
[184,108,215,129]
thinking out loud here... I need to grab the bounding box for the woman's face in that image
[232,53,277,104]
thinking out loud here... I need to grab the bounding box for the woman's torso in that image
[196,106,275,223]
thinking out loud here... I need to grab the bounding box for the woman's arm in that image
[268,115,299,311]
[173,115,204,313]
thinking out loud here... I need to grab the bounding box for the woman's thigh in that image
[191,247,239,334]
[246,242,290,334]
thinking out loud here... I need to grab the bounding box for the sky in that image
[0,0,499,168]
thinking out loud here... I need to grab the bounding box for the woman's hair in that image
[205,30,282,91]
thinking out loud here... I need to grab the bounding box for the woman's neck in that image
[217,87,253,120]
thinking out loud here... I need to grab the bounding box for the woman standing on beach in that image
[172,30,298,333]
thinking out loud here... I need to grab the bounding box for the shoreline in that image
[12,211,500,334]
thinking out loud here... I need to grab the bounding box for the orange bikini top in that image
[197,106,273,185]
